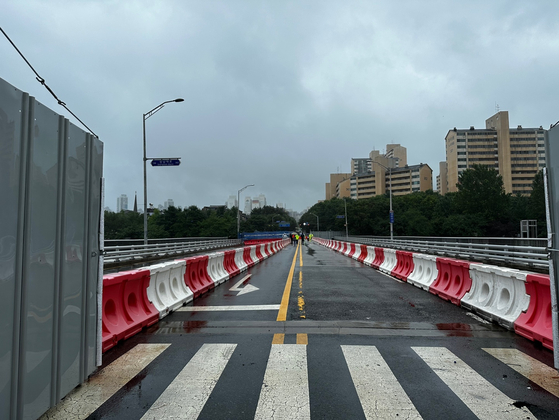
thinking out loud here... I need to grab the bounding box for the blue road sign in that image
[279,223,290,227]
[151,158,181,167]
[390,210,394,224]
[336,215,345,219]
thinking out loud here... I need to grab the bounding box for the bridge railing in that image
[339,235,549,272]
[104,237,241,265]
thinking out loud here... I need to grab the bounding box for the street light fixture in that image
[309,212,319,232]
[371,160,393,241]
[143,98,184,245]
[237,184,254,239]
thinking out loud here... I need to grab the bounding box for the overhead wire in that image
[0,26,99,138]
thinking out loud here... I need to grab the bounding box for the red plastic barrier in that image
[243,247,254,267]
[429,258,472,306]
[255,245,264,262]
[224,250,241,276]
[347,243,356,258]
[339,242,347,254]
[184,255,215,298]
[102,269,158,353]
[334,241,341,251]
[372,247,385,269]
[357,245,368,264]
[391,251,415,281]
[514,274,553,350]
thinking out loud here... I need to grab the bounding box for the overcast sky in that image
[2,1,559,213]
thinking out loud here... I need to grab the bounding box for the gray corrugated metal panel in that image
[20,97,62,420]
[0,79,28,420]
[0,77,103,420]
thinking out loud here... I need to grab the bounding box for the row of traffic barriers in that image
[102,239,290,352]
[314,237,553,351]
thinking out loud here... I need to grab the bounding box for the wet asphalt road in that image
[66,241,559,419]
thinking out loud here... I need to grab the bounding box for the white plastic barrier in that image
[234,248,248,272]
[407,254,438,290]
[461,264,531,329]
[147,260,193,318]
[379,248,398,274]
[352,244,362,261]
[250,245,259,264]
[363,246,376,266]
[207,252,230,285]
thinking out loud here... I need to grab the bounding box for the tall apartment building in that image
[351,158,372,175]
[442,111,546,195]
[350,163,432,199]
[164,199,174,209]
[116,194,128,212]
[326,173,352,200]
[327,144,432,200]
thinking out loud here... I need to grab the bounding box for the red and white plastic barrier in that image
[379,248,397,274]
[461,264,530,330]
[429,258,473,306]
[407,253,438,290]
[207,252,230,285]
[514,273,554,350]
[102,269,159,352]
[313,235,554,350]
[147,260,193,318]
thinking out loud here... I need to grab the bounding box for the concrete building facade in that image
[443,111,545,195]
[116,194,128,212]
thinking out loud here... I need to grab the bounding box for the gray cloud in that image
[2,0,559,212]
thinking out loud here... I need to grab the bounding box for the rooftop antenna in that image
[495,102,500,113]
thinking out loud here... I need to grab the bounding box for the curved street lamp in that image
[237,184,254,238]
[143,98,184,245]
[309,212,320,232]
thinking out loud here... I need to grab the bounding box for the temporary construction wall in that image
[0,77,103,420]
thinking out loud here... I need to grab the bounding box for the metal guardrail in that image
[336,235,550,272]
[103,237,241,266]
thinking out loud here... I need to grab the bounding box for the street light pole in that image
[310,212,319,232]
[237,184,254,239]
[143,98,184,245]
[344,198,348,238]
[372,160,394,241]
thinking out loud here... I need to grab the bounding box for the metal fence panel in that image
[0,76,26,420]
[0,77,103,420]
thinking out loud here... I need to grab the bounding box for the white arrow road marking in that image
[229,274,259,296]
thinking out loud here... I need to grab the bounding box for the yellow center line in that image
[296,334,308,345]
[299,243,303,266]
[272,334,285,344]
[276,242,299,322]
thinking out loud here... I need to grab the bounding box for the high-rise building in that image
[351,158,372,175]
[244,197,252,215]
[442,111,546,195]
[116,194,128,212]
[164,199,174,209]
[226,195,237,209]
[257,194,267,207]
[326,173,352,200]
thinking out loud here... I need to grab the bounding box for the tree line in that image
[104,205,297,240]
[300,166,546,238]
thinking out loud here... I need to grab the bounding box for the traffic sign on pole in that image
[151,158,181,167]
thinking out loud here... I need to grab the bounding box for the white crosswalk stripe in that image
[47,343,557,419]
[412,346,534,420]
[141,343,236,420]
[254,344,310,419]
[342,345,422,419]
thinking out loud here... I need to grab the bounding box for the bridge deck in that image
[42,242,559,419]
